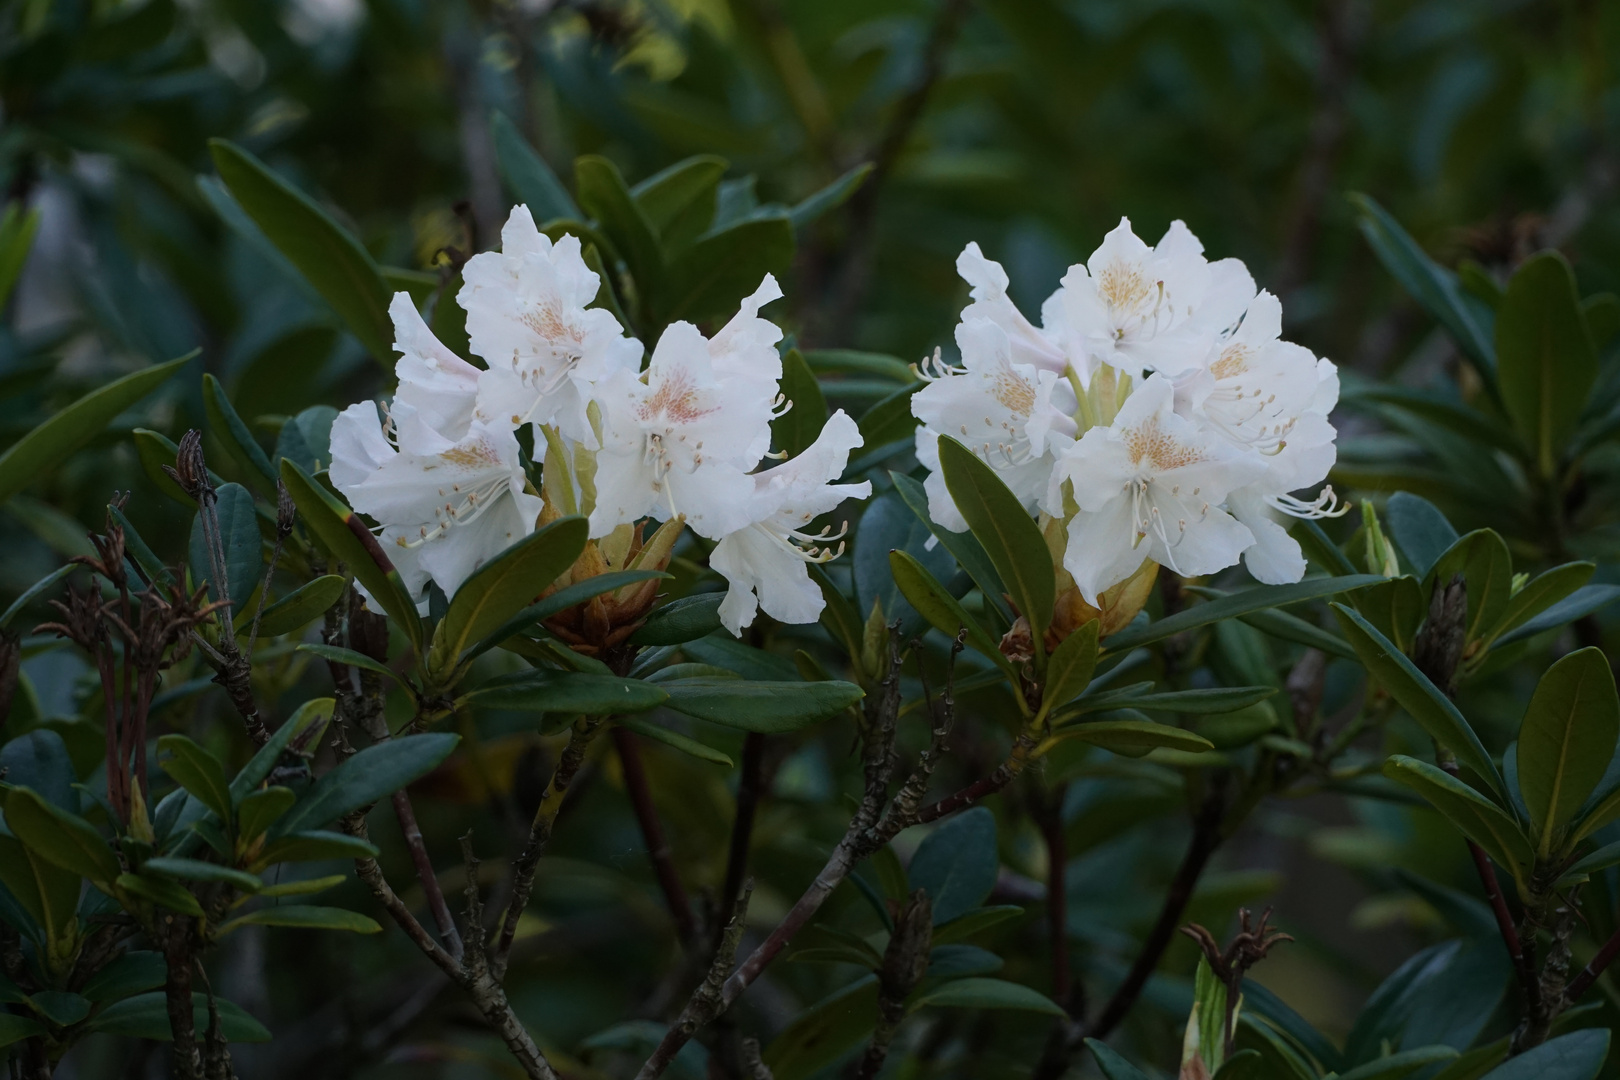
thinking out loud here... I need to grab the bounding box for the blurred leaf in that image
[202,373,276,494]
[273,734,459,836]
[678,635,799,680]
[631,154,726,243]
[257,874,346,898]
[0,564,74,630]
[1085,1039,1150,1080]
[4,786,120,888]
[27,989,88,1026]
[210,140,393,362]
[858,489,961,637]
[1478,1030,1609,1080]
[1062,685,1275,718]
[1495,252,1597,476]
[856,383,922,453]
[1386,492,1458,578]
[115,872,204,916]
[143,856,261,893]
[804,349,915,384]
[491,111,581,223]
[661,217,793,325]
[1047,719,1214,758]
[925,944,1003,978]
[1332,605,1503,797]
[89,991,270,1042]
[576,155,664,313]
[763,976,877,1080]
[1337,1047,1458,1080]
[1109,576,1383,651]
[908,807,998,925]
[1383,757,1530,878]
[629,594,724,646]
[156,734,232,822]
[187,482,261,617]
[256,830,378,866]
[273,405,338,474]
[938,435,1054,653]
[252,575,347,638]
[661,678,862,733]
[461,669,667,714]
[0,203,42,309]
[931,905,1024,945]
[0,1014,45,1049]
[0,729,75,811]
[218,904,380,935]
[615,717,732,767]
[1518,648,1619,854]
[772,349,828,458]
[80,951,165,1003]
[789,163,873,229]
[0,354,190,505]
[910,976,1065,1016]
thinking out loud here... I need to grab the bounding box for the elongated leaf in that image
[1086,1039,1151,1080]
[1386,492,1459,578]
[468,569,668,661]
[81,951,166,1003]
[143,856,262,893]
[661,678,862,733]
[1,565,75,629]
[629,593,724,646]
[0,203,41,309]
[772,349,829,458]
[1517,647,1619,854]
[1491,564,1596,644]
[1108,576,1383,651]
[1042,622,1100,716]
[156,735,232,822]
[1426,530,1514,647]
[889,549,1016,679]
[1566,840,1620,878]
[252,575,347,638]
[1496,252,1598,475]
[1047,719,1214,758]
[236,787,295,840]
[0,354,189,504]
[109,503,173,588]
[134,427,217,504]
[892,470,1008,618]
[257,874,347,898]
[631,154,726,241]
[256,830,379,866]
[1496,584,1620,648]
[803,349,914,384]
[615,716,732,767]
[231,697,334,801]
[219,904,380,935]
[490,111,581,222]
[115,872,204,916]
[908,807,998,924]
[856,383,922,452]
[1332,604,1503,796]
[188,481,261,617]
[273,734,459,836]
[576,155,663,309]
[1478,1029,1609,1080]
[210,140,393,361]
[5,787,121,888]
[1383,756,1531,878]
[789,163,873,228]
[461,669,667,714]
[763,977,877,1080]
[280,458,423,650]
[202,373,277,492]
[1066,685,1276,717]
[661,217,794,325]
[90,991,271,1042]
[938,436,1054,652]
[911,977,1065,1017]
[295,643,398,682]
[1350,193,1495,376]
[428,516,589,674]
[0,730,74,811]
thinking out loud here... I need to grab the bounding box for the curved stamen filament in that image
[1268,485,1348,520]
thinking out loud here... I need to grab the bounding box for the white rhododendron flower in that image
[712,411,871,634]
[913,219,1343,602]
[460,206,642,448]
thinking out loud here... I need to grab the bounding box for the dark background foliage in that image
[3,0,1620,1078]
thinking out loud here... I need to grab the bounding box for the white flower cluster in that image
[913,219,1341,605]
[330,206,871,636]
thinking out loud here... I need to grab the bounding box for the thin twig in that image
[718,732,768,944]
[612,726,697,947]
[635,883,754,1080]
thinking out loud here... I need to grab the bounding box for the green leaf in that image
[788,163,873,228]
[629,594,724,646]
[631,154,726,242]
[0,203,42,309]
[1349,193,1496,378]
[29,989,90,1027]
[910,977,1065,1017]
[1490,563,1594,645]
[1335,1047,1461,1080]
[803,349,915,384]
[294,643,398,682]
[110,502,172,588]
[257,874,347,898]
[0,1013,46,1049]
[218,904,380,935]
[1042,621,1100,716]
[930,905,1024,946]
[461,669,668,715]
[1565,840,1620,879]
[281,458,423,651]
[142,856,261,893]
[115,872,204,916]
[1478,1029,1609,1080]
[0,832,81,949]
[5,787,121,888]
[892,470,1008,618]
[252,575,347,638]
[1332,604,1504,797]
[1048,719,1215,758]
[1192,702,1281,750]
[615,717,732,767]
[256,830,379,866]
[576,155,664,311]
[889,549,1016,680]
[273,405,338,475]
[1517,647,1619,855]
[1382,756,1531,879]
[1107,576,1384,652]
[938,436,1054,654]
[0,564,75,629]
[202,373,277,493]
[134,427,212,504]
[1495,252,1598,475]
[188,481,262,617]
[80,951,166,1003]
[236,787,296,840]
[491,111,581,223]
[428,516,589,675]
[231,697,334,801]
[157,735,233,822]
[661,216,794,325]
[209,139,393,362]
[90,991,271,1042]
[908,807,998,925]
[1425,530,1514,648]
[772,349,829,458]
[809,564,867,671]
[1385,492,1459,578]
[856,383,923,452]
[0,730,75,810]
[1496,584,1620,648]
[762,977,877,1080]
[1064,686,1276,718]
[0,354,190,505]
[1085,1039,1151,1080]
[467,569,669,661]
[273,733,460,836]
[661,678,863,733]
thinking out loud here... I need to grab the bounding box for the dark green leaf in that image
[187,482,261,617]
[258,874,347,898]
[615,717,732,767]
[468,569,669,661]
[803,349,915,384]
[1332,604,1504,796]
[889,550,1015,679]
[908,807,998,925]
[0,565,75,629]
[29,990,89,1027]
[678,634,800,680]
[0,1013,45,1049]
[1491,564,1595,645]
[462,669,667,715]
[772,349,829,459]
[491,111,581,222]
[143,857,262,893]
[630,594,725,646]
[1351,577,1427,654]
[0,203,41,309]
[90,991,271,1042]
[891,470,1009,620]
[661,217,794,325]
[1495,252,1598,475]
[762,976,877,1080]
[1517,647,1619,854]
[1107,576,1383,652]
[156,735,232,822]
[1478,1029,1609,1080]
[218,904,380,935]
[272,405,338,475]
[809,564,866,670]
[576,155,664,310]
[1085,1039,1151,1080]
[5,787,121,888]
[0,730,75,811]
[80,951,166,1003]
[1337,1048,1460,1080]
[252,575,347,638]
[1496,584,1620,648]
[925,944,1003,978]
[1042,621,1099,716]
[256,830,379,866]
[661,678,862,733]
[789,163,873,228]
[210,140,393,362]
[294,643,398,682]
[910,976,1065,1016]
[273,734,460,836]
[110,503,172,587]
[115,872,204,916]
[1426,530,1514,648]
[134,427,215,504]
[1383,756,1530,878]
[856,383,922,451]
[231,697,335,801]
[1386,492,1459,578]
[0,354,190,505]
[236,787,296,841]
[930,905,1024,945]
[202,373,276,492]
[1049,719,1214,758]
[631,154,726,241]
[1065,685,1275,717]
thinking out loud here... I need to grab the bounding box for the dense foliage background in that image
[4,1,1620,1078]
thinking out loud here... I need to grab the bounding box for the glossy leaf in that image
[210,139,393,361]
[1109,576,1383,651]
[252,575,347,638]
[615,716,732,767]
[218,904,380,935]
[143,856,262,893]
[202,373,277,492]
[1086,1039,1151,1080]
[911,977,1065,1016]
[1425,530,1514,647]
[80,951,166,1003]
[661,216,794,325]
[1383,756,1531,878]
[115,872,204,916]
[1386,492,1458,578]
[4,787,121,888]
[1496,584,1620,648]
[89,991,271,1042]
[273,734,460,836]
[629,593,725,646]
[892,470,1008,619]
[1517,647,1619,854]
[257,874,347,898]
[889,549,1015,679]
[576,155,664,308]
[1477,1029,1609,1080]
[295,643,398,682]
[661,678,862,733]
[462,669,668,714]
[631,154,726,242]
[0,354,189,505]
[1332,604,1503,796]
[908,808,998,925]
[468,569,669,660]
[156,735,232,822]
[1495,252,1598,475]
[1042,621,1100,716]
[256,830,379,866]
[1490,564,1597,644]
[1048,719,1215,758]
[772,348,829,458]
